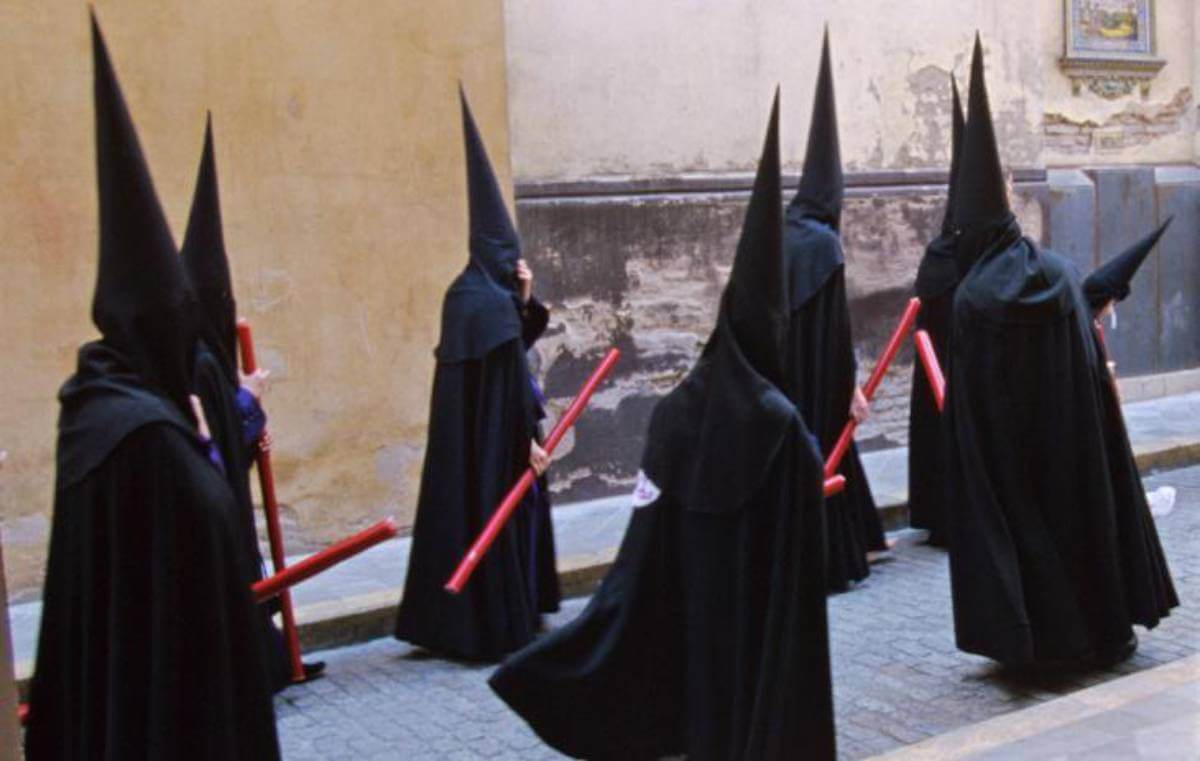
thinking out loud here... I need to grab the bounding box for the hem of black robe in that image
[824,447,881,591]
[957,623,1149,668]
[920,528,950,548]
[956,622,1035,667]
[393,612,541,665]
[826,558,869,593]
[488,668,681,761]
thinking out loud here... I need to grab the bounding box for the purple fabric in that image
[200,434,227,476]
[528,376,546,407]
[236,387,267,445]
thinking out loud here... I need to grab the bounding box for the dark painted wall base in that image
[517,165,1200,504]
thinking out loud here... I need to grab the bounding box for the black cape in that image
[191,340,291,689]
[907,230,960,546]
[783,215,886,590]
[945,225,1178,665]
[490,93,835,757]
[26,342,281,760]
[907,77,964,547]
[394,295,560,661]
[490,315,835,760]
[1089,322,1179,629]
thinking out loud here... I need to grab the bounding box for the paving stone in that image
[271,463,1200,759]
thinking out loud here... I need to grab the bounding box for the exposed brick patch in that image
[1045,88,1193,155]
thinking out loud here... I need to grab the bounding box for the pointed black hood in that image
[461,86,520,286]
[913,74,968,300]
[641,91,801,517]
[940,75,966,234]
[435,87,523,362]
[1083,218,1173,312]
[951,34,1021,278]
[953,35,1012,236]
[181,115,239,383]
[790,28,844,231]
[727,89,788,385]
[89,12,196,419]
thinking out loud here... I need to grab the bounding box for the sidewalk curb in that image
[868,654,1200,759]
[14,439,1199,698]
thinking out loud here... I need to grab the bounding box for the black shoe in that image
[302,660,327,681]
[1094,634,1138,668]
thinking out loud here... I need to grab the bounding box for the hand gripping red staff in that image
[824,297,922,480]
[235,319,306,683]
[446,349,622,594]
[913,330,945,412]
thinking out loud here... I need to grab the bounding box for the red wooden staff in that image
[236,319,306,683]
[824,297,922,479]
[254,518,398,603]
[445,348,622,594]
[913,330,945,412]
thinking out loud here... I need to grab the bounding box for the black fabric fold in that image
[436,88,524,362]
[490,92,836,760]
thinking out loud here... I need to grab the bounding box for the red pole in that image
[823,475,846,497]
[236,319,306,683]
[913,330,945,412]
[445,348,622,594]
[253,519,399,603]
[15,524,398,730]
[1094,321,1109,353]
[824,297,922,479]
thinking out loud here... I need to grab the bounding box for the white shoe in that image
[1147,486,1176,517]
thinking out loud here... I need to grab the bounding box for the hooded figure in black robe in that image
[944,36,1178,668]
[907,76,965,548]
[25,16,281,759]
[1082,220,1179,644]
[783,31,886,591]
[181,116,316,690]
[1083,220,1172,316]
[393,89,560,661]
[490,93,836,761]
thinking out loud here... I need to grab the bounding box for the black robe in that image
[490,314,836,761]
[1090,323,1179,628]
[907,231,959,547]
[191,340,290,689]
[26,342,281,760]
[945,225,1178,665]
[394,296,560,661]
[784,216,886,591]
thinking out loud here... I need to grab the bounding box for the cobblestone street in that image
[275,464,1200,760]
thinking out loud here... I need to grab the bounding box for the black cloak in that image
[907,75,964,547]
[181,117,291,689]
[393,88,560,661]
[784,31,885,591]
[25,15,280,760]
[490,93,836,761]
[944,35,1177,666]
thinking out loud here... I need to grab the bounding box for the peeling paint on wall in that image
[1045,88,1194,156]
[895,65,955,169]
